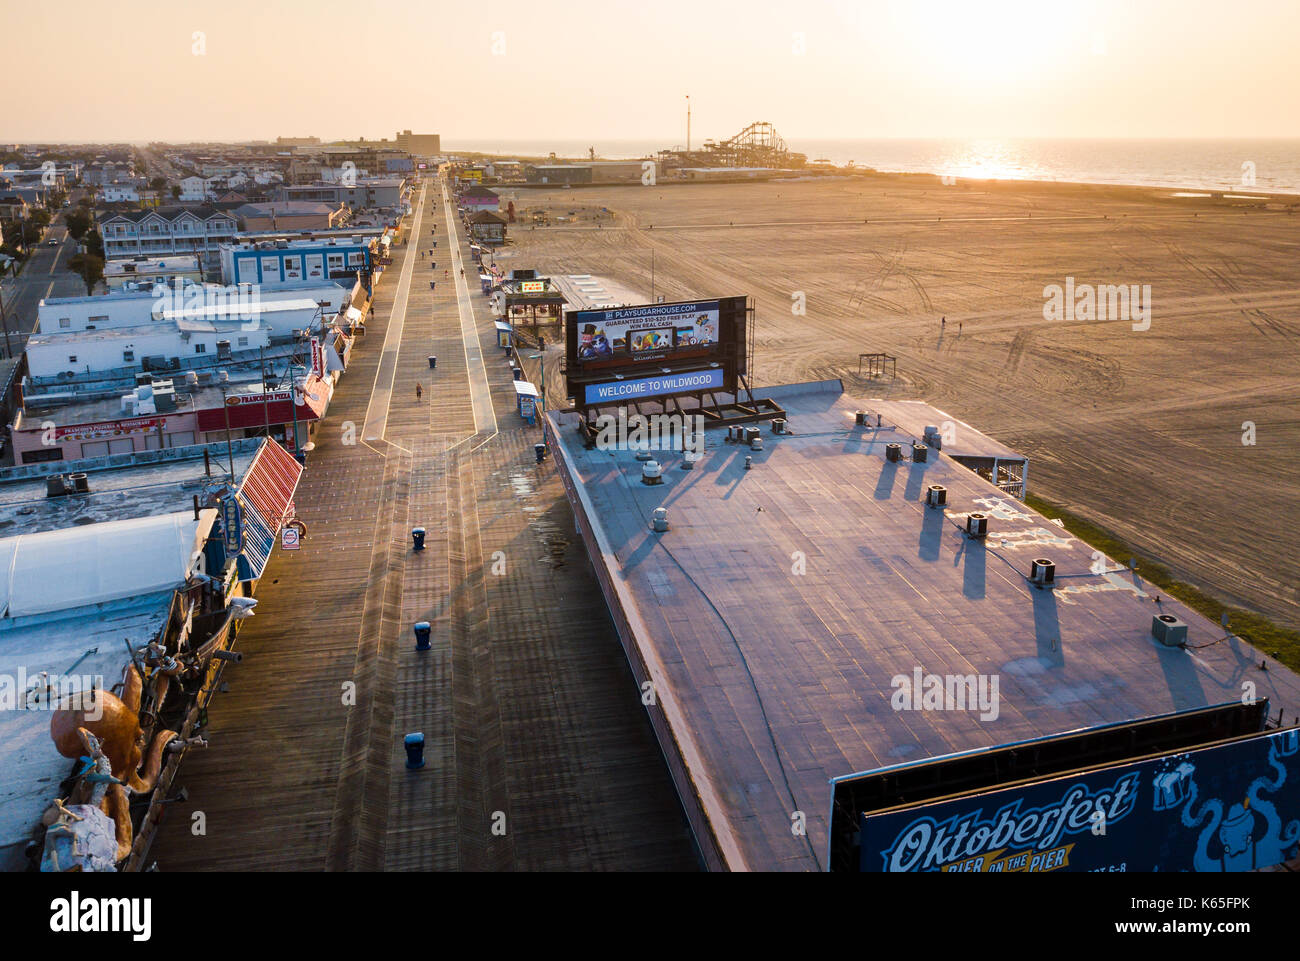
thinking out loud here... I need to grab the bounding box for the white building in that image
[38,282,349,336]
[26,321,274,379]
[177,176,217,202]
[103,255,202,291]
[100,183,141,203]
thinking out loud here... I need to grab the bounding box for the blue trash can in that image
[404,732,426,769]
[414,621,431,651]
[412,527,426,551]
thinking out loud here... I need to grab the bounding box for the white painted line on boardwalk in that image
[442,180,498,437]
[363,183,426,441]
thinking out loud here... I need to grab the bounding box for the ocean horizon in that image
[443,137,1300,195]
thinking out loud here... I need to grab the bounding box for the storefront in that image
[11,409,203,465]
[195,375,331,457]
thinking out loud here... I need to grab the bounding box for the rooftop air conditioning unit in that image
[923,425,942,449]
[885,443,902,463]
[925,485,947,508]
[912,443,929,463]
[1030,558,1056,587]
[1152,614,1188,647]
[966,513,989,539]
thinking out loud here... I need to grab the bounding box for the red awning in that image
[196,376,329,432]
[240,435,302,529]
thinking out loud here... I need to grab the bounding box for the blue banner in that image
[584,368,725,405]
[862,727,1300,872]
[220,495,243,555]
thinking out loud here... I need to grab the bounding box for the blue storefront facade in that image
[221,240,374,290]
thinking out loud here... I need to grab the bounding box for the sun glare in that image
[890,0,1093,93]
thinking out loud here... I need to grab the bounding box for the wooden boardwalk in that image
[149,180,696,871]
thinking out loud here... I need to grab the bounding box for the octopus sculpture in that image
[47,664,181,867]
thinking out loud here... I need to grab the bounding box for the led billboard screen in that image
[565,296,747,407]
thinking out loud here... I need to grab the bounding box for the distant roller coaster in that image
[658,121,806,170]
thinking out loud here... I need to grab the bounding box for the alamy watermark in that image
[1,669,104,718]
[1043,277,1151,331]
[151,278,262,329]
[890,668,1000,721]
[593,409,705,454]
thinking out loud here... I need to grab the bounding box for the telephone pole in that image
[0,288,11,359]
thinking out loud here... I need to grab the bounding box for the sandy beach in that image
[506,174,1300,631]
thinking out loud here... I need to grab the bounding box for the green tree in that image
[67,253,105,294]
[170,185,181,200]
[149,176,166,191]
[65,210,93,241]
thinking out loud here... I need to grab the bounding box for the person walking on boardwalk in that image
[415,383,423,401]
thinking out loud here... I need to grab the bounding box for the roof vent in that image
[651,508,669,532]
[771,418,786,434]
[966,513,989,539]
[641,460,663,485]
[1030,558,1056,587]
[885,443,902,463]
[1152,614,1188,647]
[925,484,947,508]
[69,472,90,494]
[749,432,763,451]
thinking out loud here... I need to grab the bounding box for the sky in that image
[2,0,1298,144]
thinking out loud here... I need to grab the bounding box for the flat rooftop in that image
[866,398,1025,462]
[546,380,1300,871]
[0,446,257,536]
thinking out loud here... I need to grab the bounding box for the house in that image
[177,176,217,202]
[100,183,141,204]
[0,194,29,222]
[460,185,500,212]
[468,211,508,245]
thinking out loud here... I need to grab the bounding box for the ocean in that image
[442,138,1300,195]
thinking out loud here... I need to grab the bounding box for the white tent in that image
[0,509,216,618]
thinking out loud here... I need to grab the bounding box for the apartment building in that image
[98,206,239,260]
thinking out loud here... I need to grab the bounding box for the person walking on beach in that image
[958,321,963,335]
[415,383,423,401]
[941,316,946,331]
